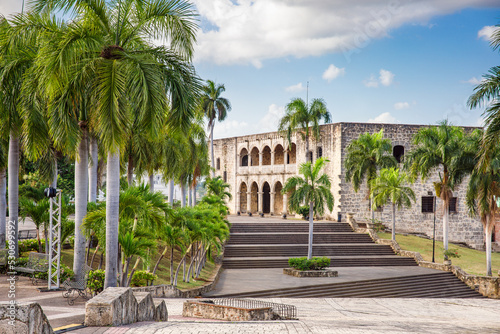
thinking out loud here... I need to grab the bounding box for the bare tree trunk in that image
[0,168,6,249]
[173,244,191,287]
[104,150,120,288]
[169,179,175,206]
[88,137,98,202]
[308,201,314,259]
[121,256,131,287]
[391,203,396,241]
[51,159,58,188]
[181,184,186,207]
[305,135,310,162]
[74,128,89,279]
[98,252,104,269]
[90,245,100,268]
[126,258,141,287]
[8,132,19,257]
[170,247,174,284]
[127,154,134,186]
[210,124,215,177]
[188,186,192,207]
[149,173,154,192]
[443,201,449,253]
[152,246,168,275]
[486,217,493,276]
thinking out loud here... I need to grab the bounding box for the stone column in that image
[270,191,275,215]
[237,154,240,169]
[236,191,241,213]
[258,191,263,214]
[284,150,288,173]
[247,191,251,213]
[283,193,288,215]
[259,152,263,172]
[271,150,275,169]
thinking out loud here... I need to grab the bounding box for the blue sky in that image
[1,0,499,139]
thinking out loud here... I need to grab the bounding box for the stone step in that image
[226,233,374,245]
[209,272,483,299]
[223,244,395,257]
[229,222,353,233]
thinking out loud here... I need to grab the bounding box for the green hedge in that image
[130,270,157,287]
[87,269,105,294]
[288,256,331,271]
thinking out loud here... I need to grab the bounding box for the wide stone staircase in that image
[219,219,484,298]
[223,221,418,269]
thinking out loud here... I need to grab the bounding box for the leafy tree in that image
[201,80,231,177]
[282,157,334,259]
[32,0,199,288]
[371,168,416,241]
[205,176,232,202]
[278,98,331,162]
[466,137,500,276]
[404,121,473,255]
[344,129,397,223]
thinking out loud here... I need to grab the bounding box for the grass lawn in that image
[58,245,220,290]
[378,232,500,276]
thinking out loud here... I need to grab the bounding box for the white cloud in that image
[258,104,285,132]
[478,25,497,41]
[322,64,345,82]
[192,0,498,66]
[462,77,482,85]
[379,69,394,86]
[364,75,379,88]
[368,112,398,123]
[394,102,410,110]
[285,83,306,93]
[364,69,394,87]
[213,120,250,139]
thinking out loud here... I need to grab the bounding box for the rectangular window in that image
[449,197,457,213]
[223,171,227,182]
[421,196,434,213]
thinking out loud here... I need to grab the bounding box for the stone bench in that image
[0,302,53,333]
[84,287,168,327]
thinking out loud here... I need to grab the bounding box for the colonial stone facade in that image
[211,122,493,250]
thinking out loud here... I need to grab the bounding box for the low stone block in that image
[182,300,274,321]
[0,302,53,334]
[85,287,138,327]
[133,292,155,322]
[283,268,338,277]
[153,299,168,322]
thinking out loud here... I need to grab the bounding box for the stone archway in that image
[240,182,247,213]
[287,143,296,164]
[274,144,284,164]
[263,182,271,214]
[250,147,259,166]
[240,148,249,166]
[250,182,259,213]
[274,182,283,214]
[262,146,271,165]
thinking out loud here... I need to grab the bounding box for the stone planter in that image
[283,268,338,278]
[444,260,452,266]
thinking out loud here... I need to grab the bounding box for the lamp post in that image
[432,194,436,263]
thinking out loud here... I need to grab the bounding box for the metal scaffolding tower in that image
[48,189,62,290]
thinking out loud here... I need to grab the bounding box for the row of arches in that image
[239,181,290,215]
[240,143,296,167]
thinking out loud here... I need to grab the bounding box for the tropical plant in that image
[466,142,500,276]
[278,97,331,162]
[344,129,397,223]
[288,256,330,271]
[467,24,500,163]
[370,168,416,241]
[205,176,232,202]
[404,121,470,254]
[31,0,199,288]
[282,157,334,259]
[201,80,231,177]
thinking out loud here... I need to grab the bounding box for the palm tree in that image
[371,168,416,241]
[282,157,334,259]
[344,129,397,223]
[404,121,469,254]
[467,24,500,162]
[278,98,331,162]
[0,137,7,248]
[32,0,199,288]
[205,176,232,202]
[201,80,231,177]
[466,140,500,276]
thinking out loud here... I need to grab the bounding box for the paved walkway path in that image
[71,297,500,333]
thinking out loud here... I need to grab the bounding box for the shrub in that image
[87,269,105,295]
[9,239,46,254]
[288,256,331,271]
[297,206,310,220]
[130,270,157,287]
[444,249,461,259]
[34,263,74,282]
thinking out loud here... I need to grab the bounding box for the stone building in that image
[211,122,495,250]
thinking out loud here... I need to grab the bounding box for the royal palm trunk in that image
[104,150,120,288]
[210,124,215,177]
[74,129,89,279]
[169,179,175,206]
[391,203,396,241]
[149,173,154,192]
[308,201,314,259]
[0,168,6,248]
[8,132,19,257]
[88,137,98,202]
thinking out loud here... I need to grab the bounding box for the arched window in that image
[393,145,404,163]
[216,158,221,170]
[317,147,323,159]
[241,155,248,166]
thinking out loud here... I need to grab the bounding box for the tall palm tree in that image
[282,157,334,259]
[205,176,232,202]
[466,139,500,276]
[404,121,468,254]
[200,80,231,177]
[32,0,199,287]
[0,137,7,248]
[278,98,331,162]
[467,24,500,162]
[344,129,397,223]
[371,167,416,241]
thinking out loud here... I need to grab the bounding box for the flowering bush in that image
[444,249,460,259]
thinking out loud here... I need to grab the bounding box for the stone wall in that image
[182,300,276,321]
[0,302,53,334]
[211,122,487,249]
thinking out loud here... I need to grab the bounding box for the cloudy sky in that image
[2,0,500,139]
